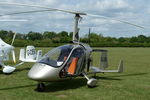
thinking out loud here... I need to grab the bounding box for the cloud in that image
[0,0,150,37]
[95,0,131,10]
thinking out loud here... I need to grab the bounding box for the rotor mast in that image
[73,14,80,42]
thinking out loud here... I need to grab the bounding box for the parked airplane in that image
[0,34,42,74]
[0,33,17,73]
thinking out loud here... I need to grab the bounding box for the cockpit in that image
[38,45,74,67]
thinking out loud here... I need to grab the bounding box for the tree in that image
[118,37,126,43]
[0,30,9,39]
[69,32,73,38]
[90,33,100,42]
[105,37,115,43]
[58,31,68,37]
[43,31,56,39]
[27,31,43,41]
[137,35,147,43]
[130,36,138,43]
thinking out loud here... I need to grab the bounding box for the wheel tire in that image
[87,78,97,88]
[37,83,45,92]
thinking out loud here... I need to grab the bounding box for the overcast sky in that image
[0,0,150,37]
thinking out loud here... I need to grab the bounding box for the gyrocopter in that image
[0,2,144,91]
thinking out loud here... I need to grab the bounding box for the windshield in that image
[38,45,73,67]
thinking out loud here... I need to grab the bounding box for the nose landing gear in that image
[37,83,45,92]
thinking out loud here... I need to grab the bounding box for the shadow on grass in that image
[108,72,148,77]
[15,67,30,72]
[0,78,87,92]
[37,78,87,92]
[0,84,36,91]
[94,76,122,80]
[0,70,3,74]
[2,73,143,92]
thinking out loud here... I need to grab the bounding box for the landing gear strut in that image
[37,83,45,92]
[82,72,97,88]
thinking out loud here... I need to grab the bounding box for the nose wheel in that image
[37,83,45,92]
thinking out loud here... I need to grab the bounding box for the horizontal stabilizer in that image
[118,60,123,73]
[90,60,123,73]
[19,46,42,62]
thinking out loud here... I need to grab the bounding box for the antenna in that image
[88,28,91,44]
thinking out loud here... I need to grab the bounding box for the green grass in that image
[0,47,150,100]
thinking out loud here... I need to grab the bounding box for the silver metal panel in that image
[28,63,63,82]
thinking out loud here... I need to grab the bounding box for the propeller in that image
[11,33,17,63]
[11,32,16,45]
[0,2,145,29]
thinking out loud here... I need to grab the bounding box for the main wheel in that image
[87,78,97,88]
[37,83,45,92]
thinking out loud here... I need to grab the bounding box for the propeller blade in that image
[0,2,86,15]
[11,50,16,63]
[11,32,16,46]
[11,33,16,45]
[87,13,145,29]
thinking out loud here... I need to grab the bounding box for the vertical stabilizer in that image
[26,46,36,60]
[100,52,108,69]
[36,50,42,60]
[118,60,124,73]
[19,49,25,61]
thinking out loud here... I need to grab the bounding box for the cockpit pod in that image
[28,44,86,82]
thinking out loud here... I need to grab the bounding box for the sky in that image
[0,0,150,37]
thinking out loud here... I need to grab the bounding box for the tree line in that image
[0,30,150,47]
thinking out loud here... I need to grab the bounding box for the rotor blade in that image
[0,19,28,21]
[0,2,86,15]
[11,32,16,46]
[0,2,144,29]
[11,50,16,63]
[87,13,145,29]
[0,10,54,17]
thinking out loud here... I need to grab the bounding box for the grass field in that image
[0,47,150,100]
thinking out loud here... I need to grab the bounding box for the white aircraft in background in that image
[0,33,17,73]
[0,33,42,74]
